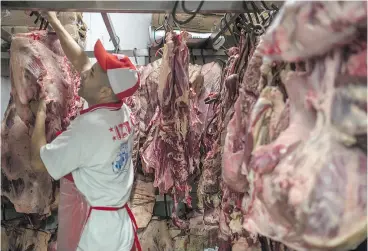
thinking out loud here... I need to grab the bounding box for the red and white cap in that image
[94,39,140,99]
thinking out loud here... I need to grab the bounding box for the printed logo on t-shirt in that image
[109,121,132,141]
[112,142,130,173]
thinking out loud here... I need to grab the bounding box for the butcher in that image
[29,12,141,251]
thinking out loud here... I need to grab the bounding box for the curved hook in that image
[154,26,164,46]
[200,49,205,64]
[133,48,138,65]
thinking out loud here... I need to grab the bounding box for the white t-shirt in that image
[40,101,135,251]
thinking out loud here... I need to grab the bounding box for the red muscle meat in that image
[140,32,193,228]
[1,31,83,214]
[259,1,367,62]
[238,1,367,249]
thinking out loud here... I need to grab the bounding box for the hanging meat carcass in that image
[223,1,368,250]
[140,31,195,229]
[258,1,367,61]
[1,30,83,214]
[197,31,273,250]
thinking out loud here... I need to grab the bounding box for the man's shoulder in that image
[72,105,134,131]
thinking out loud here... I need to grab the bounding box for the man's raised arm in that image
[46,12,91,73]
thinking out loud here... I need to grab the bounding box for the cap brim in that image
[94,39,108,71]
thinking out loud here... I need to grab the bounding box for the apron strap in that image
[87,204,142,251]
[124,205,142,251]
[63,171,142,251]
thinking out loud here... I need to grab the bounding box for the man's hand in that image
[39,11,58,23]
[39,10,91,73]
[30,99,47,117]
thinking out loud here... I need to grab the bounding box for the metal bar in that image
[1,1,284,13]
[1,48,226,59]
[101,13,120,51]
[1,28,12,43]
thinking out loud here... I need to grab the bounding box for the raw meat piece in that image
[138,219,173,251]
[140,32,193,229]
[232,236,261,251]
[331,82,367,147]
[1,102,55,214]
[222,41,263,193]
[129,175,156,229]
[131,60,221,169]
[244,48,367,251]
[259,1,367,61]
[1,31,83,214]
[344,38,367,77]
[199,33,264,251]
[246,70,316,177]
[1,225,51,251]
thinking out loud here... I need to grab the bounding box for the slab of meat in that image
[1,225,50,251]
[197,32,266,251]
[138,219,173,251]
[130,59,221,172]
[243,46,367,251]
[221,38,263,193]
[1,31,83,214]
[129,175,156,229]
[259,1,367,61]
[140,32,193,228]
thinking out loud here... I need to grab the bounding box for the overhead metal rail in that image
[1,1,283,13]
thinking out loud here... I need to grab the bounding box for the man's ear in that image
[99,86,114,98]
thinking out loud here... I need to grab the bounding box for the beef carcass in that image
[140,32,193,228]
[258,1,367,62]
[244,47,367,251]
[1,31,83,214]
[221,37,263,193]
[132,58,221,169]
[238,3,368,247]
[197,32,266,251]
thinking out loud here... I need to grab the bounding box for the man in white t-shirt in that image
[30,12,141,251]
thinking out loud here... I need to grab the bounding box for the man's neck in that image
[87,96,120,107]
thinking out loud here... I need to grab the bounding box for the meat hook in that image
[250,1,261,24]
[211,13,240,45]
[148,47,152,63]
[260,1,271,11]
[133,48,138,65]
[153,25,165,46]
[29,11,49,30]
[110,35,120,53]
[200,49,205,64]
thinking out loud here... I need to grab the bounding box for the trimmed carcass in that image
[1,31,83,214]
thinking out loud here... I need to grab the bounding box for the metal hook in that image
[260,1,271,10]
[133,48,138,65]
[163,15,172,32]
[250,2,261,24]
[113,35,120,53]
[39,17,45,30]
[148,47,151,63]
[153,25,164,46]
[34,13,40,24]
